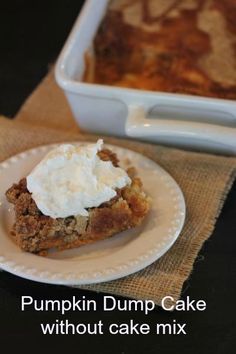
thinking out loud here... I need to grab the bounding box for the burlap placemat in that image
[1,71,236,305]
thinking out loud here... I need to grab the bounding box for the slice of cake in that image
[6,140,150,254]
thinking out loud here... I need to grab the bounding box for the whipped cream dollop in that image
[26,140,131,218]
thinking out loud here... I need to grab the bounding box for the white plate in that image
[0,143,185,285]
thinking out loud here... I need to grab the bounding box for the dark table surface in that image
[0,1,236,353]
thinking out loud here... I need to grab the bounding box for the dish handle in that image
[125,104,236,151]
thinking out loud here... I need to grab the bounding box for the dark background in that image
[0,1,235,353]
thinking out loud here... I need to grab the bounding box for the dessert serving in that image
[84,0,236,100]
[5,140,150,255]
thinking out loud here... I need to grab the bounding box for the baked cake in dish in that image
[84,0,236,100]
[6,142,150,254]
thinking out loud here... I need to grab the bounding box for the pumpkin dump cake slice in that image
[6,140,150,254]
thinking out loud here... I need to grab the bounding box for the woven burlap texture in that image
[1,71,236,305]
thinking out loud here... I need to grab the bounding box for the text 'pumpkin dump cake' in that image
[6,140,150,254]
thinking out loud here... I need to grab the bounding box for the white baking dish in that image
[55,0,236,154]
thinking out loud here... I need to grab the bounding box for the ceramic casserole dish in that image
[55,0,236,154]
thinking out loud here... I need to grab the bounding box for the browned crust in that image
[6,149,150,254]
[84,0,236,100]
